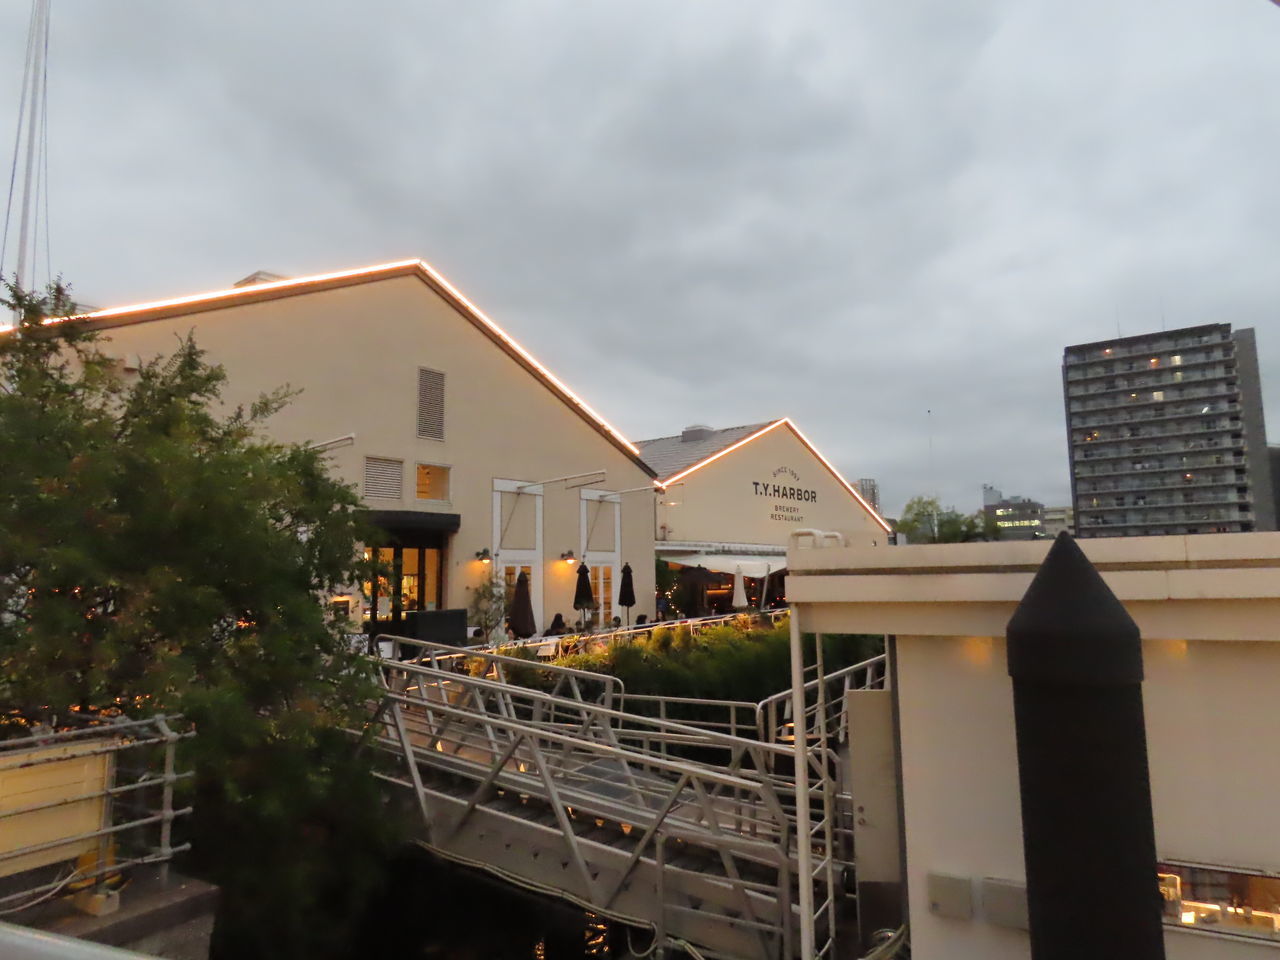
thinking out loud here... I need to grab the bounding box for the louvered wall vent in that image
[364,457,403,500]
[417,367,445,440]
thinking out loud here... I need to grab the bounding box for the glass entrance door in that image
[363,543,443,642]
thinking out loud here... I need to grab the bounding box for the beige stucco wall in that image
[895,634,1028,960]
[657,424,885,549]
[789,532,1280,960]
[94,273,656,628]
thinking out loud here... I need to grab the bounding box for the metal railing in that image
[363,639,846,960]
[363,634,889,960]
[616,653,888,760]
[0,715,192,917]
[0,921,161,959]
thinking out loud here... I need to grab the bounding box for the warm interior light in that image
[560,550,575,565]
[475,548,492,564]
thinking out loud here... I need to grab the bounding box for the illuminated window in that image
[502,564,532,608]
[1171,355,1182,365]
[1152,391,1164,401]
[1160,862,1280,942]
[415,463,450,501]
[590,565,614,626]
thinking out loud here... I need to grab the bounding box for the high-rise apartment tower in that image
[1064,323,1275,537]
[855,478,880,514]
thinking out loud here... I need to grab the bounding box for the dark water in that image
[356,848,682,960]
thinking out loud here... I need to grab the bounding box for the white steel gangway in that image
[358,636,887,960]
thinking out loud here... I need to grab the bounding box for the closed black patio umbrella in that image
[573,562,595,631]
[509,570,537,639]
[617,562,636,626]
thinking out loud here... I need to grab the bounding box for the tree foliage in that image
[896,495,999,544]
[467,574,507,644]
[559,616,884,709]
[0,279,398,958]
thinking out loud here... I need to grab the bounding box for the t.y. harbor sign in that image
[753,465,817,523]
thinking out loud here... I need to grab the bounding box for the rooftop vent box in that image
[233,270,288,288]
[681,424,713,442]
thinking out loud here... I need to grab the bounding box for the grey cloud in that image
[2,0,1278,518]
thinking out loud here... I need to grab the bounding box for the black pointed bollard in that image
[1006,533,1165,960]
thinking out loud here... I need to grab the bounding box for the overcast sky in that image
[3,1,1278,517]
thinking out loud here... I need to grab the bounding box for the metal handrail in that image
[362,627,888,960]
[376,653,794,767]
[367,666,802,959]
[0,921,160,959]
[755,653,887,744]
[0,715,192,912]
[382,635,626,708]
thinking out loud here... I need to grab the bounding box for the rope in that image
[0,0,40,278]
[860,926,909,959]
[39,0,52,286]
[0,865,83,916]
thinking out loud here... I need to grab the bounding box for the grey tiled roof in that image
[637,422,775,481]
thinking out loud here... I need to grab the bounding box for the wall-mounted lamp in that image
[560,550,576,565]
[475,548,492,564]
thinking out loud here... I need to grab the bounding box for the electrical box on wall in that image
[981,877,1029,930]
[926,872,973,921]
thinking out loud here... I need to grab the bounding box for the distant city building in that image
[981,484,1045,540]
[855,478,881,514]
[1064,323,1275,537]
[1042,505,1075,539]
[1272,447,1280,525]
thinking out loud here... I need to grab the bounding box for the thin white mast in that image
[14,0,50,296]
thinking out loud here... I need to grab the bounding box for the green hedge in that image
[556,616,883,704]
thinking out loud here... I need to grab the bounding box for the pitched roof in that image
[60,259,656,478]
[637,422,773,480]
[639,418,891,533]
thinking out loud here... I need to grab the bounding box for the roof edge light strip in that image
[660,417,892,533]
[783,418,892,532]
[411,260,641,455]
[660,420,790,488]
[24,258,641,458]
[75,258,424,321]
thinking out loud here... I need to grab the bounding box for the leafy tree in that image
[467,574,507,644]
[0,278,399,958]
[896,495,999,544]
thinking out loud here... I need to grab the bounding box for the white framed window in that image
[492,478,544,629]
[417,367,445,440]
[579,489,622,628]
[502,565,532,608]
[415,463,451,501]
[590,565,614,626]
[363,456,403,500]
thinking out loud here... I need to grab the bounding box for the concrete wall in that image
[788,532,1280,960]
[657,423,886,549]
[93,271,657,628]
